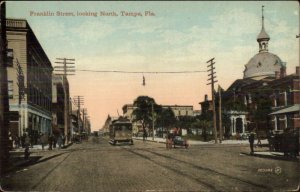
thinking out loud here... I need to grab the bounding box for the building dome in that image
[243,5,286,80]
[243,52,284,79]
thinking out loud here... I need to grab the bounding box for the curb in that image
[133,138,166,144]
[240,152,300,161]
[62,142,73,149]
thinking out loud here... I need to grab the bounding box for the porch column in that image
[232,117,236,135]
[284,115,287,129]
[274,116,277,131]
[242,116,246,134]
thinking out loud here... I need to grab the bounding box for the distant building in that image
[123,104,194,119]
[6,18,53,138]
[193,110,201,116]
[102,115,118,135]
[122,103,194,135]
[162,105,194,117]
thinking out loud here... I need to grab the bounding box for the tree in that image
[132,96,161,136]
[251,95,272,134]
[176,116,195,134]
[156,107,177,134]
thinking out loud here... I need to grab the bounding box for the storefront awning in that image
[270,104,300,115]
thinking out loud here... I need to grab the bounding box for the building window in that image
[8,80,13,99]
[7,49,13,67]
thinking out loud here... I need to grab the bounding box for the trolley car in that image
[109,117,133,145]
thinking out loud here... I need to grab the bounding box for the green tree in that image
[251,95,272,133]
[132,96,161,136]
[156,107,177,134]
[176,116,196,134]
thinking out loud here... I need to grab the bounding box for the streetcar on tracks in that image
[109,117,133,145]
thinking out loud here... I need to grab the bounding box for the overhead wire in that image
[75,69,207,74]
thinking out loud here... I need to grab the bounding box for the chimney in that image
[204,94,208,101]
[275,71,280,79]
[280,67,286,78]
[296,66,300,75]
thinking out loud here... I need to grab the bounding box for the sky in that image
[7,1,299,131]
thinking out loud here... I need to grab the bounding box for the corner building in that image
[6,18,53,137]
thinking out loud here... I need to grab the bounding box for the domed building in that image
[200,6,299,140]
[243,6,286,80]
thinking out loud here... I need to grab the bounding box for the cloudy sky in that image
[7,1,299,131]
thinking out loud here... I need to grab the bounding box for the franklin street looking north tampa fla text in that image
[29,10,156,17]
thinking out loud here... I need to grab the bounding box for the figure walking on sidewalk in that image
[249,130,255,155]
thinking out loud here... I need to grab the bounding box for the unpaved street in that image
[2,136,299,191]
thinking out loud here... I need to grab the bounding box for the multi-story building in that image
[162,105,194,117]
[7,18,53,138]
[269,67,300,130]
[52,74,70,139]
[199,7,299,138]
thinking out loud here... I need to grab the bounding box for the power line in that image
[76,69,207,74]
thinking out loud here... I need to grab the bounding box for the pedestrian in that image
[48,134,53,150]
[40,133,48,150]
[256,131,262,147]
[21,133,26,148]
[282,128,289,157]
[166,133,173,149]
[267,130,273,151]
[62,134,66,146]
[53,136,57,148]
[8,132,13,150]
[14,135,20,149]
[24,134,31,160]
[249,130,255,155]
[57,134,63,149]
[143,131,147,142]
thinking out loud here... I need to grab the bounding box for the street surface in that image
[2,136,299,191]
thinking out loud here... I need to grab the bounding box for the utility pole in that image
[207,58,218,144]
[54,58,75,144]
[151,102,154,141]
[218,85,223,143]
[82,108,87,134]
[0,1,9,176]
[74,96,84,141]
[296,4,299,147]
[16,59,25,137]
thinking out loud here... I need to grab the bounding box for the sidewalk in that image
[240,151,300,161]
[11,142,73,152]
[5,142,74,174]
[133,136,268,145]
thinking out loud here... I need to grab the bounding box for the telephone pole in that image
[74,96,84,140]
[151,102,154,141]
[54,58,75,143]
[218,85,223,143]
[207,58,218,144]
[82,108,87,133]
[0,1,9,176]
